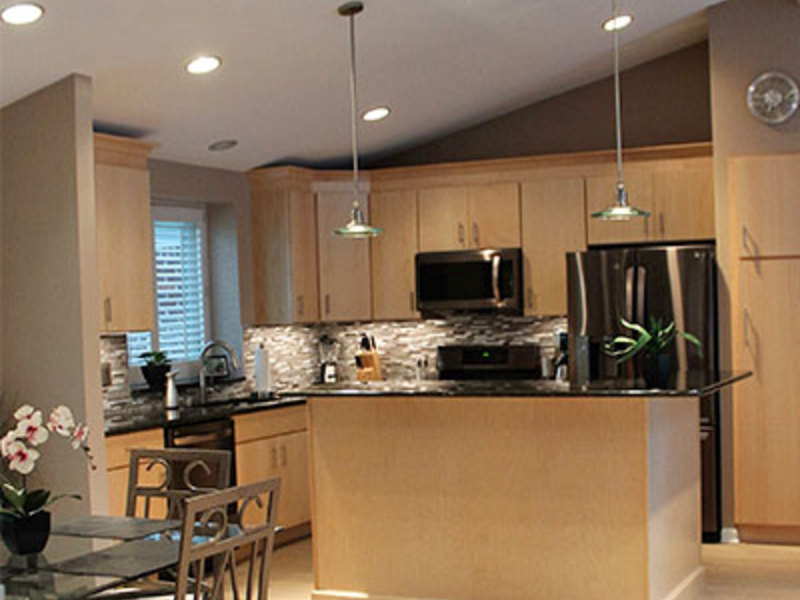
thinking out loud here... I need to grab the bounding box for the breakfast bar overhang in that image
[301,374,749,600]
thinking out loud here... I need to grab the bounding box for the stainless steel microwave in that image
[415,248,523,314]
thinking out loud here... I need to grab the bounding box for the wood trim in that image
[737,524,800,545]
[739,255,800,261]
[93,133,155,169]
[104,428,164,469]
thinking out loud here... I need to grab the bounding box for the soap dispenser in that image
[164,370,179,410]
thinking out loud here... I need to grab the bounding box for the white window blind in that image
[128,206,208,365]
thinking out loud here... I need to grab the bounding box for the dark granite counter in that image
[297,370,751,398]
[104,394,306,437]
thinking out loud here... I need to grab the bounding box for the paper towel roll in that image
[254,345,272,398]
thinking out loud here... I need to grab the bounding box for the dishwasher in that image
[163,417,237,488]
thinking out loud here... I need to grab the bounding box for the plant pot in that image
[641,353,672,389]
[0,511,51,555]
[141,364,171,391]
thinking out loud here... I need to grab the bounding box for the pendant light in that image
[333,1,383,238]
[591,0,650,221]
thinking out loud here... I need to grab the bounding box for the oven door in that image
[416,248,522,313]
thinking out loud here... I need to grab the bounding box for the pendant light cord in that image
[348,12,360,210]
[613,0,624,189]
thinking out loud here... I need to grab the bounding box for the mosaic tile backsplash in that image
[101,314,566,426]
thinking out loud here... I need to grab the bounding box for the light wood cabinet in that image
[104,427,164,517]
[521,178,586,315]
[729,153,800,259]
[733,259,800,537]
[652,165,714,241]
[94,134,155,332]
[370,190,419,320]
[418,183,520,251]
[316,192,372,322]
[249,173,319,325]
[234,405,310,530]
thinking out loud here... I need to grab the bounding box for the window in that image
[128,205,209,365]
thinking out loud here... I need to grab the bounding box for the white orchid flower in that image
[1,431,17,457]
[14,410,49,446]
[47,405,75,436]
[13,405,35,421]
[70,423,89,450]
[6,440,40,475]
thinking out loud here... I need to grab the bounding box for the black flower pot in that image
[641,353,672,389]
[0,511,51,555]
[141,364,171,391]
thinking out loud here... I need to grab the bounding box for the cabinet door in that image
[652,165,714,241]
[521,178,586,315]
[95,163,154,331]
[585,172,653,245]
[236,437,281,527]
[418,187,469,251]
[316,192,372,322]
[371,190,419,320]
[734,260,800,529]
[289,190,320,323]
[729,154,800,258]
[251,188,292,324]
[468,183,521,249]
[274,431,311,529]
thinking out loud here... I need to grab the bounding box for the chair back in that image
[126,448,232,519]
[175,479,281,600]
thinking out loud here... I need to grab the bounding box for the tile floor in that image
[267,538,800,599]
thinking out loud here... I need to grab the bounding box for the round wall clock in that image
[746,71,799,125]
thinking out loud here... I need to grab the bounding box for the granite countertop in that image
[104,393,307,437]
[296,370,751,399]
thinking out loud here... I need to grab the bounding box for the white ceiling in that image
[0,0,725,172]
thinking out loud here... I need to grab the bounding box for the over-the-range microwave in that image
[415,248,523,315]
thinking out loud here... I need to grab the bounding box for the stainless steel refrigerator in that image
[566,243,721,541]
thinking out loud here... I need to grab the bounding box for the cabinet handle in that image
[324,294,331,315]
[409,291,415,312]
[297,295,304,317]
[742,225,751,255]
[527,287,533,309]
[644,215,649,236]
[104,297,112,325]
[743,306,751,348]
[271,447,278,470]
[472,223,480,247]
[659,213,665,235]
[457,223,465,247]
[280,445,288,467]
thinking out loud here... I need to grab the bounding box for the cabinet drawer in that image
[233,404,307,444]
[105,428,164,470]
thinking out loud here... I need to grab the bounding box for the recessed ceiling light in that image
[186,55,221,75]
[1,3,44,25]
[362,106,391,122]
[208,139,238,152]
[602,14,633,32]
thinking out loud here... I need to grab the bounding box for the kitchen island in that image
[301,373,748,600]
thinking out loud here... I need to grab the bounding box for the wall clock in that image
[746,71,799,125]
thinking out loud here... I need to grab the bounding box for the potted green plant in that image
[604,317,703,388]
[0,405,94,555]
[139,351,172,391]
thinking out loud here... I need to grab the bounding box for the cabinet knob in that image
[297,295,304,317]
[324,294,331,315]
[457,223,465,247]
[472,223,480,247]
[280,445,288,467]
[104,297,112,325]
[659,213,665,235]
[271,447,278,469]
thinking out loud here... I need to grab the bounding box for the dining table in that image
[0,515,181,600]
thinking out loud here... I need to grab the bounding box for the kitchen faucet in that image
[198,339,241,404]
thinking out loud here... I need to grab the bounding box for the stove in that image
[437,344,541,380]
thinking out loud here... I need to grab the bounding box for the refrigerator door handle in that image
[636,266,647,325]
[491,255,501,303]
[625,266,635,322]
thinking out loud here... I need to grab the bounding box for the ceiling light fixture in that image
[186,55,221,75]
[208,139,238,151]
[592,0,649,222]
[1,2,43,25]
[362,106,390,122]
[602,13,633,32]
[333,1,382,239]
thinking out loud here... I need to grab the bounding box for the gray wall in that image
[372,42,711,168]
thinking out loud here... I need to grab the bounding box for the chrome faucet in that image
[198,339,241,403]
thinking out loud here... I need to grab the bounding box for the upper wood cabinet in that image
[316,192,372,322]
[521,178,586,315]
[418,183,520,251]
[94,133,155,332]
[729,153,800,259]
[249,171,319,325]
[586,171,654,245]
[370,190,419,320]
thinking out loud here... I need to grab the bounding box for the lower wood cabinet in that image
[734,259,800,541]
[104,427,164,517]
[234,405,310,530]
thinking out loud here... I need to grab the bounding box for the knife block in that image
[356,351,383,381]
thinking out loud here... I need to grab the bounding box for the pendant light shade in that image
[333,1,382,238]
[592,0,649,222]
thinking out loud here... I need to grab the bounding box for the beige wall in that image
[1,74,108,515]
[708,0,800,531]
